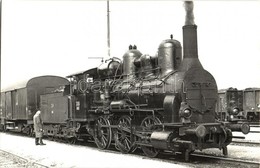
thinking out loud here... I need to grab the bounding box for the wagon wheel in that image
[26,126,33,137]
[30,127,35,137]
[140,116,161,158]
[114,115,136,153]
[94,116,112,150]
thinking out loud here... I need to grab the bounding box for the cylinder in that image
[150,131,174,150]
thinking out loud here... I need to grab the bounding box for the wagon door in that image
[17,89,27,120]
[6,92,12,119]
[27,88,37,119]
[0,93,6,122]
[11,91,18,120]
[244,90,255,112]
[255,90,260,113]
[244,89,260,121]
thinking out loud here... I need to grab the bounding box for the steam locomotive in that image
[216,87,260,123]
[216,88,245,121]
[0,1,250,162]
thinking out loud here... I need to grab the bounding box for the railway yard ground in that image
[0,128,260,168]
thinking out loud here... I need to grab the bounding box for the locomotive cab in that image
[98,57,122,78]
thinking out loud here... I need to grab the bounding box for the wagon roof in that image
[244,87,260,91]
[1,75,69,92]
[218,87,239,93]
[1,79,29,92]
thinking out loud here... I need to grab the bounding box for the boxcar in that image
[0,76,69,134]
[243,88,260,122]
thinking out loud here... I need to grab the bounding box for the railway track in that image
[0,149,48,168]
[0,131,260,168]
[231,140,260,146]
[133,149,260,168]
[191,153,260,167]
[84,139,260,167]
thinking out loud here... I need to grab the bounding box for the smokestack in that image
[181,1,202,70]
[183,1,198,59]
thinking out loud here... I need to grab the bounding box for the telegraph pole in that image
[107,0,110,57]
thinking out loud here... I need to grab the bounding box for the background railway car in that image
[243,88,260,122]
[0,76,70,134]
[0,93,6,130]
[216,88,245,121]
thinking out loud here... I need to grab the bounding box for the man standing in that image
[33,110,46,145]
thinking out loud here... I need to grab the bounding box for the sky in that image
[1,0,260,90]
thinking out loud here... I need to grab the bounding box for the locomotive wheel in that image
[140,116,161,130]
[181,149,192,162]
[114,115,136,153]
[67,137,77,145]
[222,146,228,156]
[140,116,161,158]
[220,128,233,147]
[94,116,112,150]
[224,129,233,146]
[142,146,160,158]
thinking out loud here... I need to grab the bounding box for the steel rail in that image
[191,153,260,165]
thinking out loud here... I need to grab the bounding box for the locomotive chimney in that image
[181,1,202,70]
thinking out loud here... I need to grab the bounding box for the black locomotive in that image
[216,88,245,121]
[216,87,260,123]
[0,1,250,161]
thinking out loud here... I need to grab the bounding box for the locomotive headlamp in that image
[232,107,239,115]
[230,115,234,119]
[182,108,192,118]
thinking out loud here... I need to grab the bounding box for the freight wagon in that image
[0,76,70,134]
